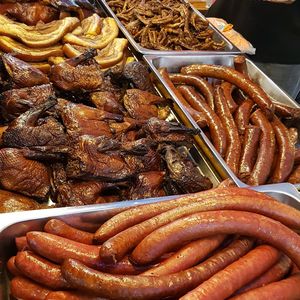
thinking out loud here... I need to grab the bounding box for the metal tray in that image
[97,0,240,55]
[144,54,300,199]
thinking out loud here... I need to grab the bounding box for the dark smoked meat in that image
[90,91,125,114]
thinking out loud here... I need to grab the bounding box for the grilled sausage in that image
[15,236,29,250]
[234,55,249,78]
[234,98,255,135]
[45,291,107,300]
[220,82,238,113]
[6,255,22,276]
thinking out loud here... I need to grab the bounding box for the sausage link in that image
[62,238,253,300]
[26,231,100,267]
[101,189,300,264]
[45,291,107,300]
[181,245,281,300]
[15,236,29,251]
[6,255,22,276]
[234,98,255,135]
[270,116,295,183]
[142,235,226,276]
[289,128,298,146]
[247,109,276,185]
[214,85,241,174]
[234,55,249,78]
[169,73,215,110]
[235,255,292,295]
[177,85,227,157]
[131,210,300,267]
[239,126,261,180]
[15,250,70,289]
[288,164,300,184]
[181,64,274,117]
[220,82,238,113]
[230,273,300,300]
[10,276,51,300]
[44,219,94,245]
[274,102,300,119]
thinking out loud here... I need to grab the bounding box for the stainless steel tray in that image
[144,54,300,200]
[97,0,240,55]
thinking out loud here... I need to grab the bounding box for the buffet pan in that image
[97,0,240,55]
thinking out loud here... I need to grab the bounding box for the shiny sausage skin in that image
[169,73,215,110]
[177,85,227,157]
[230,273,300,300]
[10,276,51,300]
[239,126,261,180]
[181,245,280,300]
[234,98,255,135]
[289,128,298,146]
[131,210,300,268]
[6,255,22,276]
[288,164,300,184]
[62,238,253,300]
[181,64,274,117]
[214,85,241,174]
[220,82,238,113]
[247,109,276,185]
[44,219,94,245]
[270,116,295,183]
[101,189,300,264]
[234,55,249,78]
[295,148,300,165]
[15,236,29,250]
[235,255,292,295]
[26,231,100,267]
[45,291,107,300]
[274,102,300,119]
[142,235,226,276]
[15,250,70,289]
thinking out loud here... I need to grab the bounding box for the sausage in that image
[180,245,281,300]
[181,64,274,117]
[45,291,107,300]
[288,164,300,184]
[26,231,101,267]
[274,102,300,119]
[177,85,227,157]
[169,73,215,110]
[44,219,94,245]
[289,128,298,146]
[247,109,276,185]
[94,187,255,244]
[295,148,300,165]
[220,82,238,113]
[10,276,51,300]
[130,210,300,267]
[15,250,70,289]
[100,189,300,264]
[234,55,249,78]
[6,255,22,276]
[230,273,300,300]
[270,116,295,183]
[62,238,253,300]
[159,68,208,128]
[214,85,241,174]
[239,126,261,180]
[142,235,226,276]
[234,98,255,135]
[235,255,292,295]
[15,236,29,250]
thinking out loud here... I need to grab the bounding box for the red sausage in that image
[214,85,241,174]
[45,291,107,300]
[181,64,274,117]
[234,55,249,78]
[247,109,276,185]
[10,276,51,300]
[15,250,70,289]
[230,273,300,300]
[130,210,300,267]
[26,231,101,267]
[100,189,300,264]
[239,126,261,180]
[288,128,298,146]
[44,219,94,245]
[234,98,255,135]
[220,82,238,113]
[6,255,22,276]
[235,255,292,295]
[270,116,295,183]
[62,238,253,300]
[15,236,29,250]
[177,85,227,157]
[169,73,215,110]
[288,164,300,184]
[180,245,281,300]
[142,235,226,276]
[274,102,300,119]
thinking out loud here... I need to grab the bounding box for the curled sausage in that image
[169,73,215,110]
[214,85,241,174]
[45,291,107,300]
[181,245,281,300]
[270,116,295,183]
[234,98,255,135]
[274,102,300,119]
[130,210,300,267]
[177,85,227,157]
[44,219,94,245]
[181,64,274,117]
[239,126,261,180]
[100,189,300,264]
[234,55,249,78]
[62,238,253,300]
[288,164,300,184]
[6,255,22,276]
[220,82,238,113]
[247,109,276,185]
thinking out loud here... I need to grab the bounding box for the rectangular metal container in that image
[97,0,240,55]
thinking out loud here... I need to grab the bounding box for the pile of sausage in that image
[7,187,300,299]
[160,56,300,185]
